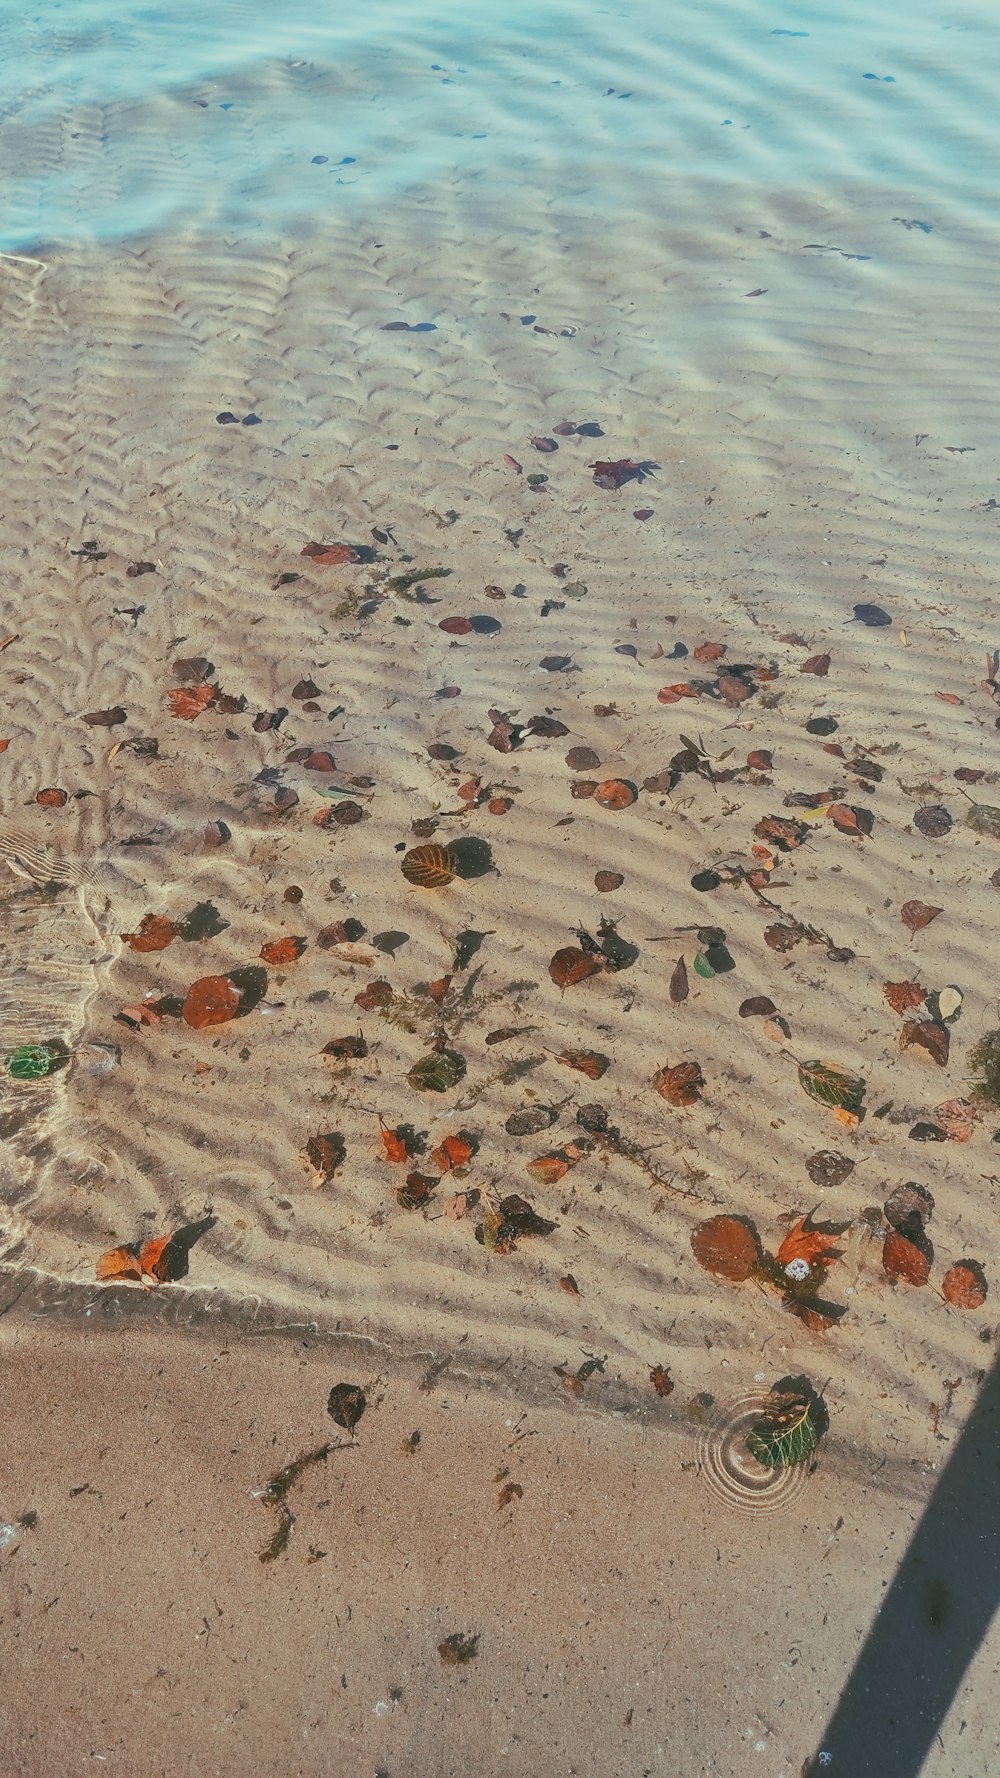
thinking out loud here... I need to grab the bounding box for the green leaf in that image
[965,802,1000,839]
[692,951,716,979]
[797,1059,865,1115]
[745,1396,819,1469]
[7,1044,56,1080]
[407,1049,467,1094]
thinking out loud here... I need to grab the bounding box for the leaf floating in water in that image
[883,1229,931,1285]
[800,653,831,677]
[690,1215,760,1281]
[649,1365,674,1396]
[739,995,777,1018]
[593,778,637,809]
[883,979,927,1015]
[82,706,127,727]
[260,936,307,965]
[805,1150,855,1190]
[327,1382,367,1432]
[594,869,624,892]
[797,1060,866,1117]
[549,946,603,989]
[744,1393,819,1470]
[6,1043,57,1081]
[476,1193,556,1253]
[407,1050,467,1093]
[121,914,180,953]
[181,974,243,1030]
[306,1132,346,1185]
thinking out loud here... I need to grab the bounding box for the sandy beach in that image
[1,1,999,1772]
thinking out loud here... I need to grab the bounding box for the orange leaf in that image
[657,683,698,703]
[933,1097,978,1142]
[555,1048,611,1080]
[941,1261,987,1309]
[776,1213,846,1273]
[717,674,753,705]
[690,1215,760,1281]
[300,541,358,565]
[167,683,215,719]
[693,642,726,662]
[800,652,831,676]
[139,1234,174,1281]
[652,1060,705,1106]
[526,1150,573,1185]
[431,1134,473,1172]
[259,936,307,965]
[883,979,927,1015]
[121,914,180,953]
[0,739,10,752]
[593,778,636,810]
[649,1364,674,1396]
[96,1244,143,1282]
[882,1229,930,1285]
[559,1274,581,1298]
[36,786,68,807]
[380,1123,414,1163]
[934,691,963,706]
[900,899,943,935]
[548,946,603,989]
[181,973,242,1029]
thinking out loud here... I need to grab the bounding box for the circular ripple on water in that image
[695,1389,813,1514]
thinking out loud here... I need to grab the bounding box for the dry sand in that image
[2,6,1000,1773]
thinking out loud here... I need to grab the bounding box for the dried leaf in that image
[745,1393,819,1468]
[693,642,726,662]
[827,802,873,838]
[559,1274,581,1298]
[327,1382,366,1431]
[260,936,307,965]
[690,1215,761,1281]
[36,787,68,807]
[933,1097,978,1142]
[438,1633,479,1666]
[649,1364,674,1396]
[884,1181,934,1234]
[805,1150,855,1190]
[496,1481,524,1511]
[181,973,242,1030]
[82,706,127,727]
[669,956,689,1005]
[95,1244,144,1282]
[301,542,358,565]
[556,1048,611,1080]
[657,683,698,704]
[776,1214,846,1273]
[884,980,927,1016]
[941,1261,988,1309]
[717,674,753,706]
[305,1133,346,1184]
[739,995,777,1018]
[747,749,773,770]
[800,653,831,676]
[548,946,603,989]
[797,1060,865,1116]
[914,805,953,839]
[322,1033,368,1060]
[407,1050,467,1093]
[653,1061,705,1106]
[167,683,216,719]
[430,1134,474,1172]
[900,1019,950,1066]
[593,778,637,810]
[901,899,943,935]
[594,870,624,892]
[965,802,1000,839]
[121,914,180,953]
[882,1229,930,1285]
[401,844,455,888]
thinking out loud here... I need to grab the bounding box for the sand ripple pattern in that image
[695,1391,813,1515]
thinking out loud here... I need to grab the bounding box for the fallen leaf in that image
[717,674,753,705]
[321,1034,368,1060]
[669,956,689,1005]
[853,603,892,627]
[121,914,180,953]
[900,1019,950,1066]
[556,1048,611,1080]
[526,1145,586,1185]
[884,980,927,1015]
[934,691,963,706]
[805,1150,855,1190]
[797,1060,866,1116]
[549,946,604,988]
[260,936,307,965]
[901,899,943,935]
[941,1261,988,1309]
[301,542,359,565]
[653,1060,705,1106]
[693,642,726,662]
[776,1214,846,1273]
[827,803,873,838]
[559,1274,581,1298]
[690,1215,761,1281]
[36,787,68,807]
[649,1364,674,1396]
[800,653,831,676]
[739,995,777,1018]
[327,1382,366,1431]
[496,1481,524,1510]
[82,706,127,727]
[401,843,455,888]
[167,683,216,719]
[657,683,698,704]
[438,1632,479,1666]
[95,1244,144,1282]
[882,1229,930,1285]
[381,1125,416,1163]
[593,778,637,809]
[913,805,953,839]
[430,1134,474,1172]
[181,974,242,1029]
[305,1132,346,1184]
[933,1098,978,1142]
[747,749,773,770]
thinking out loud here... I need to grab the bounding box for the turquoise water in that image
[3,0,996,248]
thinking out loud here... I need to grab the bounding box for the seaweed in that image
[968,1028,1000,1109]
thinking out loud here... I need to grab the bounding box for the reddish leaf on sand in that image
[883,1229,931,1285]
[593,778,636,809]
[754,815,808,851]
[138,1234,175,1282]
[884,980,927,1016]
[401,843,455,888]
[321,1033,368,1060]
[653,1061,705,1106]
[776,1214,846,1273]
[259,936,307,965]
[182,973,242,1029]
[590,459,641,490]
[934,1098,978,1142]
[901,899,943,935]
[941,1261,988,1309]
[380,1126,414,1164]
[0,739,9,752]
[301,751,336,773]
[669,955,689,1005]
[693,642,726,662]
[800,653,831,676]
[827,803,873,838]
[305,1133,346,1184]
[439,615,473,635]
[355,980,394,1010]
[594,869,624,892]
[167,683,216,719]
[526,1143,586,1185]
[691,1215,761,1281]
[747,749,773,770]
[36,787,68,807]
[649,1365,674,1396]
[559,1273,581,1298]
[300,542,358,565]
[657,683,698,704]
[900,1019,950,1066]
[549,946,603,988]
[556,1048,611,1080]
[431,1134,474,1172]
[121,914,179,953]
[96,1244,144,1282]
[503,454,523,474]
[717,675,753,706]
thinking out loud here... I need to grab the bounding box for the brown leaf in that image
[496,1481,524,1510]
[548,946,603,989]
[690,1215,761,1281]
[260,936,307,965]
[305,1133,346,1184]
[401,843,454,888]
[746,749,773,770]
[556,1049,611,1080]
[301,542,358,565]
[121,914,180,953]
[559,1274,581,1298]
[36,787,68,807]
[800,653,831,676]
[941,1261,988,1309]
[653,1061,705,1106]
[717,674,753,706]
[776,1213,846,1272]
[95,1244,144,1282]
[327,1382,366,1430]
[181,974,242,1030]
[827,803,873,838]
[167,683,216,719]
[430,1134,474,1172]
[764,924,801,952]
[321,1033,368,1060]
[657,683,699,704]
[649,1364,674,1396]
[882,1229,931,1285]
[739,995,777,1018]
[669,956,689,1005]
[693,642,726,662]
[594,870,624,891]
[901,899,943,935]
[526,1145,585,1185]
[900,1019,950,1066]
[593,778,637,810]
[883,980,927,1016]
[82,706,128,727]
[933,1098,978,1142]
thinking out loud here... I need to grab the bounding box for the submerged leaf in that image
[690,1215,761,1281]
[653,1060,705,1106]
[407,1050,467,1093]
[797,1060,865,1116]
[745,1394,819,1469]
[941,1261,988,1309]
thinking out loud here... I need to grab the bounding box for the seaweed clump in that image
[968,1029,1000,1109]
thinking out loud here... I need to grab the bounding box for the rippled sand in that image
[1,2,998,1772]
